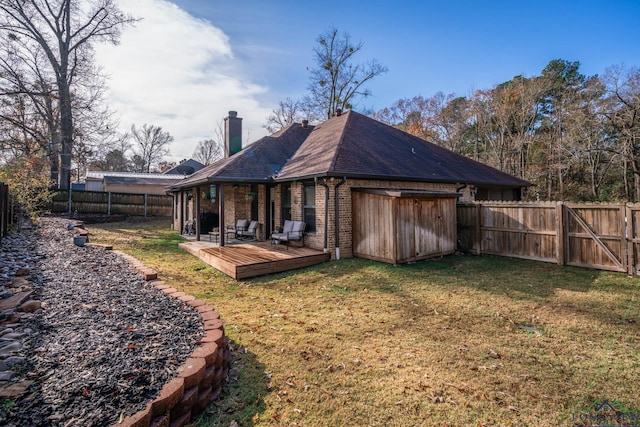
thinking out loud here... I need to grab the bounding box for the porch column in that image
[177,191,183,232]
[219,184,225,246]
[180,191,186,232]
[195,186,201,241]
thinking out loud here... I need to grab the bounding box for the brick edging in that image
[113,251,231,427]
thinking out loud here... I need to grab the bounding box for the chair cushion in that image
[282,220,294,233]
[237,219,249,229]
[292,221,305,232]
[272,232,288,241]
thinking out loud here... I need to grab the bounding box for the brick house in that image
[168,110,530,261]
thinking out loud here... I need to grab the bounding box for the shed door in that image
[410,198,456,261]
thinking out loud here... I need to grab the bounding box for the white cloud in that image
[94,0,271,162]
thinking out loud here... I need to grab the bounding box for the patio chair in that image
[182,219,195,235]
[226,219,249,240]
[271,220,305,248]
[237,220,259,240]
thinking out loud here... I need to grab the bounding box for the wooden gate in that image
[563,204,627,273]
[457,202,640,274]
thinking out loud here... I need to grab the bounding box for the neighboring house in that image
[85,171,186,195]
[85,159,205,195]
[168,110,530,263]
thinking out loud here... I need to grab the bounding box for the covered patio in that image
[179,240,330,280]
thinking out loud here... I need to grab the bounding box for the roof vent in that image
[302,119,309,128]
[336,109,342,117]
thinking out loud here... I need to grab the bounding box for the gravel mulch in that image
[1,217,204,426]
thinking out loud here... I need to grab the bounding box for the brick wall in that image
[273,185,282,229]
[175,179,469,255]
[221,184,252,229]
[290,183,302,220]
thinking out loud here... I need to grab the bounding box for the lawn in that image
[88,218,640,427]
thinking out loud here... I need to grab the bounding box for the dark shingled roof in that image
[276,110,530,187]
[171,123,314,188]
[170,110,530,190]
[163,158,205,175]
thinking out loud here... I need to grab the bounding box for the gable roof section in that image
[171,123,314,189]
[277,111,530,187]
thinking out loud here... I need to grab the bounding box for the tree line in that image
[375,60,640,202]
[267,29,640,202]
[266,38,640,201]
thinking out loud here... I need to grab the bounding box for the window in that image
[303,183,316,233]
[281,183,291,223]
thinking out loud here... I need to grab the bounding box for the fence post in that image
[144,194,148,218]
[625,204,634,275]
[475,202,482,255]
[556,202,565,265]
[67,188,73,216]
[107,192,111,216]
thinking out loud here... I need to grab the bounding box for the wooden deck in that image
[179,241,331,279]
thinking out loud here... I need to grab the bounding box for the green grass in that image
[89,218,640,426]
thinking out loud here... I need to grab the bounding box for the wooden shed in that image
[352,189,458,264]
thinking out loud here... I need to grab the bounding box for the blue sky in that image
[95,0,640,162]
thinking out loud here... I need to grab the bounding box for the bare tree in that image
[0,0,135,189]
[601,65,640,200]
[156,160,176,173]
[306,27,387,120]
[0,36,119,183]
[0,38,60,172]
[265,98,305,133]
[128,124,173,173]
[193,139,223,165]
[193,120,224,164]
[564,77,616,199]
[89,134,131,171]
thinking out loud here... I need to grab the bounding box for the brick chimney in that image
[224,111,242,157]
[336,109,342,117]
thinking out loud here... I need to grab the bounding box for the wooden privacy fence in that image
[457,201,640,275]
[52,190,173,217]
